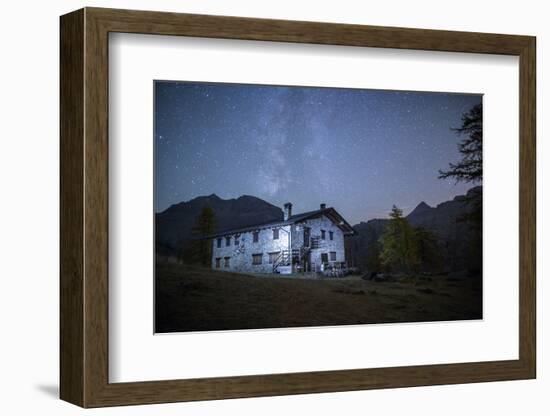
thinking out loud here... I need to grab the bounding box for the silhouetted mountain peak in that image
[408,201,432,217]
[347,186,482,273]
[156,194,283,253]
[236,194,270,204]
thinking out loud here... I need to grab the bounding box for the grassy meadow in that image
[155,261,482,333]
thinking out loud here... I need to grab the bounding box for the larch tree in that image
[379,205,419,273]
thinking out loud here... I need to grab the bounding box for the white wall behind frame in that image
[109,33,519,383]
[2,1,547,415]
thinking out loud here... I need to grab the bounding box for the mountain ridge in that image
[156,194,283,254]
[157,187,482,274]
[347,186,482,272]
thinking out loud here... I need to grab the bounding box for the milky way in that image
[154,81,482,224]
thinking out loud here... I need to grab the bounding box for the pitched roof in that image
[206,207,356,238]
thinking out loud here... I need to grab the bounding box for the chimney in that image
[284,202,292,221]
[320,203,326,210]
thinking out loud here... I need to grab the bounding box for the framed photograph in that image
[60,7,536,407]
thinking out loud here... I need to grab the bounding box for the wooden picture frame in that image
[60,7,536,408]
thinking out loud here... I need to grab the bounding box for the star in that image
[154,80,481,223]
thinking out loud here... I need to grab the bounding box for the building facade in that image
[210,203,355,275]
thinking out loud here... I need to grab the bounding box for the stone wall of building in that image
[295,215,346,269]
[211,225,291,273]
[211,214,348,274]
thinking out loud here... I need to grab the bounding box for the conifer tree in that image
[414,227,441,271]
[439,103,482,184]
[439,103,483,275]
[182,206,217,267]
[379,205,419,273]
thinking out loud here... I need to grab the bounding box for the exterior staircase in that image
[273,249,291,273]
[273,247,311,273]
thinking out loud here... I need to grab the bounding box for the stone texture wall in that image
[211,225,291,273]
[297,215,346,269]
[211,214,347,274]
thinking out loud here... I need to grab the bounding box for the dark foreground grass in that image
[155,262,482,333]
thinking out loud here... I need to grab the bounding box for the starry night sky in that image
[154,81,482,225]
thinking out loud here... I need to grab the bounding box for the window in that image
[253,231,259,243]
[273,228,279,240]
[321,253,329,264]
[215,257,221,268]
[330,251,337,261]
[234,235,240,246]
[321,229,326,240]
[225,236,231,247]
[217,238,222,248]
[268,251,280,264]
[329,231,334,241]
[224,257,230,268]
[252,253,263,265]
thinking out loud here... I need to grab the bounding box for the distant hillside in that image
[156,194,282,255]
[157,188,482,273]
[346,186,482,273]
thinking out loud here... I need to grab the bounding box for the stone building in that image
[210,203,355,275]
